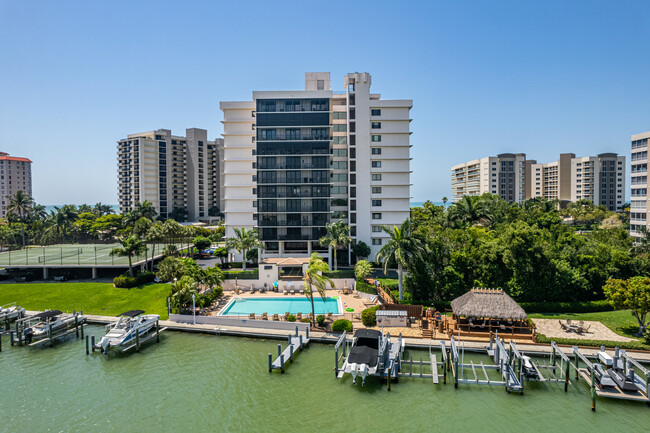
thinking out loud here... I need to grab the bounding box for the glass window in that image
[332,161,348,170]
[372,200,382,206]
[331,173,347,182]
[371,122,381,129]
[371,135,381,142]
[331,186,347,194]
[371,109,381,116]
[371,148,381,155]
[372,238,382,245]
[372,187,382,193]
[333,112,347,119]
[372,174,382,181]
[333,149,348,157]
[372,225,382,232]
[333,136,347,145]
[333,124,347,132]
[371,161,382,168]
[372,213,382,220]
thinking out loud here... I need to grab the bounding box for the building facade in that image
[0,152,33,219]
[117,128,223,221]
[631,131,650,237]
[451,153,526,203]
[220,72,412,262]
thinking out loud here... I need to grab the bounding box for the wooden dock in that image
[577,368,649,402]
[268,327,310,373]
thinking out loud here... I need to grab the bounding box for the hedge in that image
[355,281,377,295]
[361,305,380,327]
[520,300,613,314]
[323,270,355,279]
[223,270,259,280]
[535,334,648,351]
[113,271,156,289]
[332,319,353,332]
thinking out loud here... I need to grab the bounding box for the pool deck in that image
[66,311,650,362]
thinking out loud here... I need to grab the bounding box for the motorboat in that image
[608,366,639,392]
[521,355,541,380]
[94,310,160,354]
[594,363,617,388]
[0,303,25,321]
[344,329,381,386]
[22,310,83,344]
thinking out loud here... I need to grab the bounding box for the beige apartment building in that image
[0,152,33,219]
[117,128,223,221]
[451,153,526,203]
[630,131,650,237]
[526,153,625,211]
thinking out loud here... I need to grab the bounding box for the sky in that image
[0,0,649,205]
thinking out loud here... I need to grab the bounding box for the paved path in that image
[532,318,636,342]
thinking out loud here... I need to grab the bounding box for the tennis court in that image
[0,244,185,267]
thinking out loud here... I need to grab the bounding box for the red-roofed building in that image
[0,152,32,218]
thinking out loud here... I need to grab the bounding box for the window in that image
[252,175,257,181]
[372,213,382,220]
[333,112,347,119]
[331,186,347,194]
[317,80,324,90]
[253,201,257,208]
[371,109,381,116]
[333,149,348,157]
[372,200,382,206]
[372,226,382,232]
[371,135,381,142]
[372,238,382,245]
[252,188,257,194]
[331,173,347,182]
[371,122,381,129]
[371,148,381,155]
[333,136,347,145]
[332,161,348,170]
[371,161,382,168]
[372,174,382,181]
[372,187,382,193]
[333,124,347,132]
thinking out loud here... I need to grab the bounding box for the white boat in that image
[22,310,83,344]
[94,310,160,354]
[0,303,25,321]
[521,355,541,380]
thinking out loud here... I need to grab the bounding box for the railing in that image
[258,164,330,170]
[258,206,330,213]
[257,135,331,141]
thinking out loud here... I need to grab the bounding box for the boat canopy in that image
[348,329,382,367]
[30,310,63,320]
[118,310,145,317]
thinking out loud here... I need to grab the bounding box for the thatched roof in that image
[451,288,527,320]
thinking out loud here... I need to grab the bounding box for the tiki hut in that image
[449,288,533,338]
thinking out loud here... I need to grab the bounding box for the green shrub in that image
[535,334,648,351]
[222,270,259,280]
[113,275,136,288]
[135,271,156,285]
[316,314,325,326]
[644,328,650,345]
[355,281,377,295]
[287,314,296,322]
[300,318,312,323]
[332,319,353,332]
[323,270,355,279]
[361,305,380,327]
[520,300,613,314]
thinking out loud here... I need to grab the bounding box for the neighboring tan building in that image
[117,128,224,221]
[631,131,650,237]
[0,152,33,219]
[451,153,526,203]
[526,153,625,211]
[220,72,412,263]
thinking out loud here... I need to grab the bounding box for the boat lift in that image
[0,303,25,331]
[572,346,650,411]
[10,311,86,348]
[398,341,447,385]
[509,341,572,390]
[268,326,310,373]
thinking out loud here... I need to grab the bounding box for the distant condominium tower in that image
[220,72,412,262]
[117,128,224,221]
[0,152,33,218]
[451,153,526,203]
[630,131,650,237]
[526,153,625,211]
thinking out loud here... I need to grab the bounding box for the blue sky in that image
[1,0,649,205]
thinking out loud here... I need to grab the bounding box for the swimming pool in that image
[220,297,342,316]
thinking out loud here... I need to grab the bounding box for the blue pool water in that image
[221,297,341,315]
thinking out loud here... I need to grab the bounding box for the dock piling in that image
[306,327,309,340]
[48,323,53,347]
[290,344,294,361]
[80,320,84,339]
[387,367,391,391]
[135,328,140,352]
[590,366,596,411]
[75,315,79,338]
[268,353,272,373]
[280,354,285,373]
[335,347,339,378]
[17,330,22,346]
[85,335,89,354]
[295,326,298,337]
[278,344,282,358]
[9,330,14,346]
[564,358,570,392]
[299,335,303,349]
[156,321,160,343]
[91,335,95,352]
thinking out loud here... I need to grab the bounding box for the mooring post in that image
[48,323,53,347]
[590,366,596,411]
[156,321,160,343]
[288,333,292,346]
[85,335,89,355]
[10,330,14,346]
[335,347,339,378]
[565,358,570,392]
[410,355,413,377]
[4,317,8,332]
[420,357,423,378]
[443,351,447,384]
[574,351,579,380]
[387,367,391,391]
[280,354,285,373]
[268,353,272,373]
[454,358,459,389]
[91,335,95,352]
[295,326,298,337]
[299,335,303,349]
[289,344,294,362]
[75,315,79,338]
[306,327,309,340]
[136,328,140,352]
[80,320,84,339]
[551,345,556,366]
[278,344,282,358]
[18,330,23,346]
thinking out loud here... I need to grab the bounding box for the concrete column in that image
[278,241,284,258]
[328,245,332,268]
[42,267,48,280]
[347,243,352,265]
[258,247,264,262]
[307,242,312,256]
[92,267,97,280]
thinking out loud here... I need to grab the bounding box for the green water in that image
[1,327,648,432]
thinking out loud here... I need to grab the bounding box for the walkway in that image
[532,318,636,342]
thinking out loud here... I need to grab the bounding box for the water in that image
[1,327,648,432]
[221,297,340,316]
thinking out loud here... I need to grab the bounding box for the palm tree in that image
[146,223,164,271]
[376,218,424,301]
[448,195,482,227]
[303,253,334,326]
[162,219,182,250]
[94,202,114,217]
[354,259,372,282]
[225,227,263,271]
[6,190,32,246]
[442,197,448,205]
[319,220,351,270]
[170,276,198,312]
[110,235,147,277]
[137,200,157,221]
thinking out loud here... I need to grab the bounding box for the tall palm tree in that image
[376,218,425,301]
[303,253,334,326]
[6,190,32,246]
[110,235,147,277]
[137,200,157,221]
[162,219,182,250]
[94,202,114,217]
[146,223,164,271]
[170,276,198,312]
[354,259,372,282]
[225,227,263,271]
[319,220,351,270]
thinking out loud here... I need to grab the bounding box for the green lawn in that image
[0,283,170,319]
[528,310,642,341]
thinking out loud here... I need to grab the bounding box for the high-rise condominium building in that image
[0,152,33,219]
[526,153,625,211]
[117,128,223,221]
[220,72,412,262]
[451,153,526,203]
[630,131,650,237]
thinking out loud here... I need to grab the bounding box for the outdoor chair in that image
[327,312,333,320]
[284,312,290,321]
[289,289,295,295]
[582,324,591,333]
[262,312,268,320]
[296,313,302,321]
[559,320,568,331]
[272,314,279,321]
[249,313,255,320]
[284,288,289,296]
[566,319,572,325]
[250,287,257,294]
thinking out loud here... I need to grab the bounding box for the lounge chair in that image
[262,312,268,320]
[284,312,290,321]
[289,289,295,295]
[566,319,572,325]
[249,313,255,320]
[363,296,378,307]
[582,323,591,333]
[284,288,289,295]
[250,286,257,294]
[327,312,333,320]
[296,313,302,321]
[272,313,279,321]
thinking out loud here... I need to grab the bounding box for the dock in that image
[10,312,86,348]
[268,326,310,373]
[88,320,167,354]
[398,341,447,384]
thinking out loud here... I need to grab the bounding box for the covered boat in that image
[23,310,82,344]
[0,303,25,321]
[344,329,382,386]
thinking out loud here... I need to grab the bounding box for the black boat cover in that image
[609,368,639,392]
[30,310,62,320]
[348,329,382,367]
[118,310,145,317]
